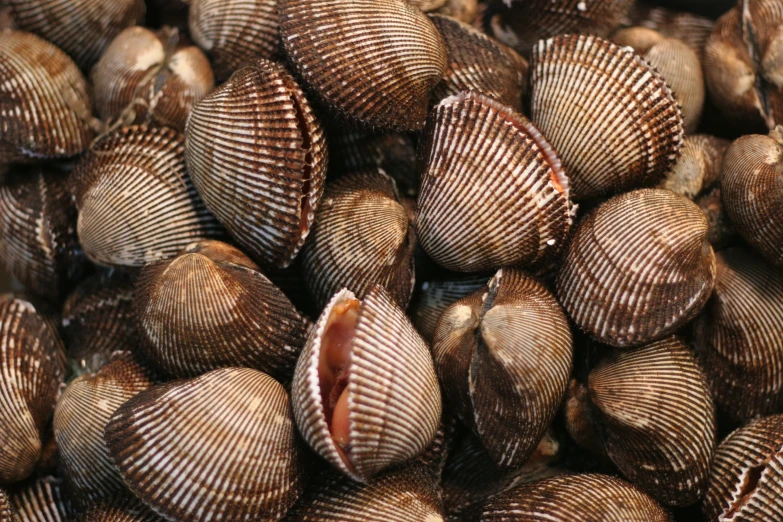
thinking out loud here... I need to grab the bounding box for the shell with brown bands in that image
[556,189,717,348]
[278,0,448,131]
[630,5,714,55]
[105,367,307,522]
[9,477,73,522]
[658,134,730,200]
[185,58,326,269]
[411,274,488,343]
[530,34,684,200]
[416,91,572,273]
[0,489,18,522]
[71,496,164,522]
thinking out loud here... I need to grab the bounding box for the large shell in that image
[416,91,572,272]
[630,5,714,55]
[71,496,164,522]
[556,189,717,348]
[9,477,73,522]
[70,125,222,269]
[411,274,488,343]
[278,0,448,131]
[292,286,441,482]
[105,367,307,521]
[658,134,730,199]
[530,34,684,200]
[185,58,327,269]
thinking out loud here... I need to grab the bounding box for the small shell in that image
[530,34,684,200]
[71,496,164,522]
[630,5,714,55]
[416,91,572,272]
[105,367,307,521]
[696,186,739,250]
[185,58,327,269]
[70,125,222,269]
[278,0,448,131]
[292,286,441,482]
[556,189,717,348]
[411,274,488,343]
[658,134,730,199]
[9,477,73,522]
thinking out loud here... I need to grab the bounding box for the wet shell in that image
[134,240,309,381]
[292,286,441,482]
[185,58,327,269]
[9,477,73,522]
[70,125,222,269]
[72,496,164,522]
[693,247,783,422]
[530,34,684,200]
[0,31,93,164]
[416,91,572,272]
[105,367,307,521]
[630,5,714,55]
[411,274,488,343]
[278,0,448,131]
[556,189,717,348]
[696,186,739,250]
[658,134,730,199]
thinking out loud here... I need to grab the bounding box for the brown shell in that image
[416,91,572,272]
[433,0,477,24]
[411,274,488,343]
[693,247,783,422]
[9,477,73,522]
[408,0,447,11]
[0,31,93,164]
[556,189,717,348]
[630,5,714,55]
[703,414,783,521]
[71,496,164,522]
[185,58,327,269]
[696,186,739,250]
[658,134,730,199]
[0,489,18,522]
[433,269,573,470]
[278,0,448,131]
[105,367,307,521]
[563,379,607,459]
[70,125,222,269]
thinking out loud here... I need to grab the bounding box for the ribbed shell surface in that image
[0,31,93,164]
[556,189,717,348]
[411,275,488,343]
[292,287,442,482]
[185,59,326,269]
[633,7,713,55]
[530,34,684,200]
[588,337,717,506]
[73,496,164,522]
[0,489,18,522]
[659,134,729,199]
[10,477,73,522]
[408,0,447,10]
[697,186,739,250]
[70,125,222,269]
[104,367,306,522]
[416,91,572,272]
[278,0,448,131]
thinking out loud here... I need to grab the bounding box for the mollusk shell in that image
[0,489,17,522]
[696,186,738,250]
[185,58,326,269]
[9,477,73,522]
[416,91,572,272]
[72,496,164,522]
[433,0,478,24]
[278,0,448,131]
[411,274,488,343]
[658,134,729,199]
[530,34,684,200]
[630,5,714,55]
[408,0,447,11]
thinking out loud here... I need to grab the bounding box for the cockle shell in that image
[71,496,164,522]
[696,186,739,250]
[0,489,18,522]
[9,477,72,522]
[411,274,488,343]
[433,0,478,24]
[658,134,730,199]
[408,0,447,11]
[630,5,714,55]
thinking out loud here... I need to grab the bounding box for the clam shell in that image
[105,367,307,521]
[411,274,488,343]
[563,379,607,458]
[9,477,73,522]
[658,134,729,199]
[630,5,714,55]
[530,34,684,200]
[0,489,16,522]
[185,58,327,269]
[408,0,447,11]
[70,125,222,269]
[432,0,477,24]
[278,0,448,131]
[416,91,572,272]
[696,186,739,250]
[71,496,164,522]
[556,189,717,348]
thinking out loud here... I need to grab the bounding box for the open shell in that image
[658,134,729,199]
[411,274,488,343]
[71,496,164,522]
[9,477,73,522]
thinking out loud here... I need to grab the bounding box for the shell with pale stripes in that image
[9,477,73,522]
[658,134,729,200]
[105,367,306,522]
[408,0,447,10]
[0,489,18,522]
[71,496,164,522]
[411,274,488,343]
[630,6,713,56]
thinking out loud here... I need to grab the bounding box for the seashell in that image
[0,31,94,164]
[530,34,684,200]
[416,91,572,272]
[411,274,488,343]
[657,134,730,199]
[134,240,309,381]
[9,477,73,522]
[433,0,478,24]
[185,58,327,269]
[408,0,447,11]
[702,414,783,522]
[563,379,607,459]
[0,166,85,302]
[0,8,15,30]
[278,0,448,131]
[105,367,307,521]
[91,26,214,132]
[480,474,673,522]
[301,169,415,311]
[0,297,66,485]
[429,14,527,110]
[70,124,222,269]
[188,0,279,82]
[71,496,164,522]
[54,352,154,504]
[556,189,717,348]
[630,5,714,56]
[693,247,783,422]
[292,286,441,482]
[0,489,16,522]
[720,130,783,266]
[696,186,738,250]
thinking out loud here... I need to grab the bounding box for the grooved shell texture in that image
[10,478,72,522]
[659,134,729,199]
[0,489,17,522]
[72,496,164,522]
[411,275,488,343]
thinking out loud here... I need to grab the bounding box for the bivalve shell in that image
[9,477,72,522]
[411,274,488,343]
[408,0,447,11]
[0,489,18,522]
[630,5,713,55]
[72,496,164,522]
[696,186,739,250]
[658,134,730,199]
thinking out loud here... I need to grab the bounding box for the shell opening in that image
[288,90,314,236]
[726,461,768,519]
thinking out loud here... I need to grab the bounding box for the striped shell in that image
[703,414,783,521]
[433,269,573,470]
[631,6,714,55]
[408,0,447,10]
[9,477,73,522]
[292,286,442,482]
[278,0,448,131]
[185,58,326,269]
[72,496,164,522]
[70,125,222,269]
[301,169,415,310]
[658,134,730,199]
[0,31,93,164]
[134,240,308,381]
[556,189,717,348]
[530,34,684,200]
[693,248,783,422]
[0,489,17,522]
[105,367,306,521]
[411,274,488,343]
[697,187,739,250]
[416,91,572,272]
[432,0,477,24]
